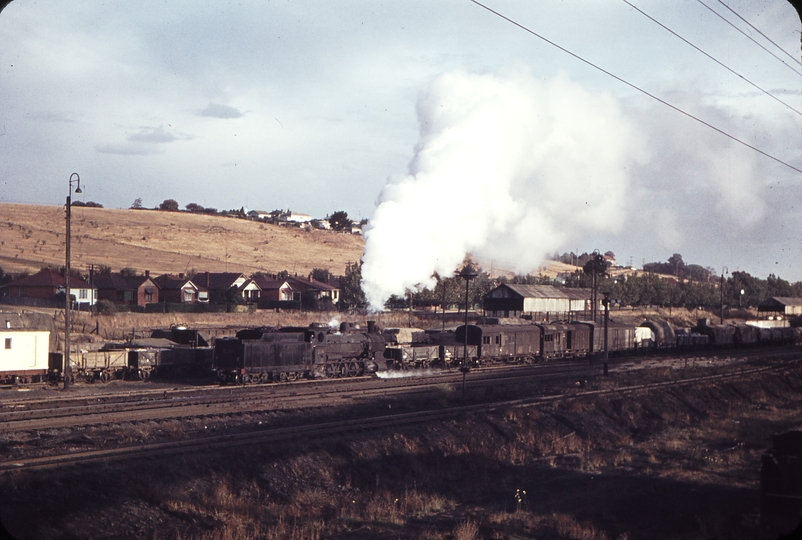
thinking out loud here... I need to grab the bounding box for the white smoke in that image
[361,70,647,311]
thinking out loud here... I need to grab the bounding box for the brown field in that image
[0,203,365,277]
[0,203,582,281]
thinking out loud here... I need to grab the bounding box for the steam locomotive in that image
[213,321,386,384]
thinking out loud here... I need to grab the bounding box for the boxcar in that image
[456,319,541,363]
[573,321,635,355]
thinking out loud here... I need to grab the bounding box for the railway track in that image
[0,355,797,473]
[0,359,599,431]
[0,347,791,432]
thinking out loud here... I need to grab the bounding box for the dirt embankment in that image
[2,364,802,540]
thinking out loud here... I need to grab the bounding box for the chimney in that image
[145,270,150,277]
[179,273,184,279]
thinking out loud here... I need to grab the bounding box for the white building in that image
[0,328,50,383]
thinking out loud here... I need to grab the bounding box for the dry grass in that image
[0,203,364,276]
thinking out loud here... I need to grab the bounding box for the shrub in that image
[95,299,116,314]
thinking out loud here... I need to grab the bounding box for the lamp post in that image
[456,265,478,400]
[64,173,82,390]
[719,266,728,325]
[602,291,610,376]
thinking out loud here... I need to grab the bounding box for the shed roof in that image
[757,297,802,310]
[489,284,569,299]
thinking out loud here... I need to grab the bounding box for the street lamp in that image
[602,292,610,376]
[64,173,82,389]
[456,264,478,400]
[719,266,728,325]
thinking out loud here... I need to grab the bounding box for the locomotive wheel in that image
[259,372,270,383]
[347,362,359,377]
[325,364,336,378]
[278,372,288,382]
[287,372,297,381]
[338,363,348,378]
[241,374,251,384]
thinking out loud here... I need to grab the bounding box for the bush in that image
[95,299,116,314]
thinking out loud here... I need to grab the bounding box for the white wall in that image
[0,330,50,373]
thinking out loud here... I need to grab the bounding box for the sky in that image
[0,1,800,294]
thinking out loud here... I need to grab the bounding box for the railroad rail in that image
[0,355,797,473]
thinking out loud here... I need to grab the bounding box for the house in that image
[247,210,272,220]
[152,274,199,303]
[285,275,340,305]
[0,268,96,308]
[94,271,159,306]
[253,276,296,303]
[757,297,802,318]
[191,272,261,303]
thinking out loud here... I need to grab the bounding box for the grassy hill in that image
[0,203,365,278]
[0,203,591,284]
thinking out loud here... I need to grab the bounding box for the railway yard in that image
[1,346,802,539]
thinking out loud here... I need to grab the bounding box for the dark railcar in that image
[537,323,582,359]
[572,321,634,355]
[732,324,759,345]
[455,319,542,363]
[694,319,736,346]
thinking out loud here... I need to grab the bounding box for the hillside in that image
[1,203,587,282]
[0,204,365,278]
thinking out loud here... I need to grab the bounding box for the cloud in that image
[127,125,182,143]
[198,103,244,119]
[95,143,164,156]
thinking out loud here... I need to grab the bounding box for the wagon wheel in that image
[99,371,110,383]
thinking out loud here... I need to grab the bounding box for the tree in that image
[130,198,143,209]
[186,203,204,213]
[311,268,331,283]
[159,199,179,211]
[328,211,353,232]
[120,267,139,277]
[338,261,365,308]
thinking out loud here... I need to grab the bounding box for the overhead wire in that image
[467,0,802,175]
[695,0,802,76]
[715,0,802,68]
[622,0,801,117]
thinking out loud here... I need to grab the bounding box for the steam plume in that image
[361,71,647,311]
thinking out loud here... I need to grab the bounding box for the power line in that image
[467,0,802,175]
[716,0,802,68]
[622,0,801,116]
[695,0,802,76]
